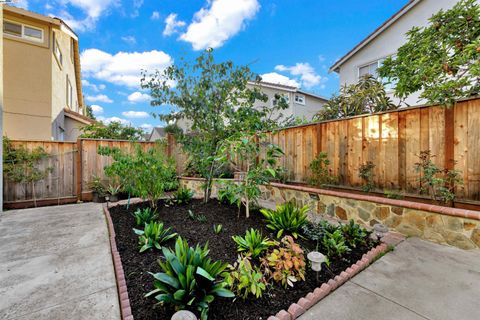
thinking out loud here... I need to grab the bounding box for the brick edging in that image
[267,240,394,320]
[103,204,134,320]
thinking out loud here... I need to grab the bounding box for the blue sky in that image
[15,0,408,131]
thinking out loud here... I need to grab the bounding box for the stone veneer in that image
[179,177,480,250]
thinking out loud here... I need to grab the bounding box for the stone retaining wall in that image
[179,177,480,250]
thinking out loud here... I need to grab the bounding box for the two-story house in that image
[329,0,457,106]
[2,5,93,141]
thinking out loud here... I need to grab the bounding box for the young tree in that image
[80,121,144,140]
[378,0,480,106]
[141,49,287,202]
[85,105,96,120]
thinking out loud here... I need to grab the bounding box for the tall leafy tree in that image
[80,121,144,140]
[141,49,287,202]
[378,0,480,106]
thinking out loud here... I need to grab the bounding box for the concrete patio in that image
[299,237,480,320]
[0,203,120,320]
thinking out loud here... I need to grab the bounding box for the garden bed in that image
[109,199,379,320]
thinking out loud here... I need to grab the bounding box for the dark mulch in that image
[109,199,377,320]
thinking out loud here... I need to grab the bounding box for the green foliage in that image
[107,183,122,196]
[133,221,177,253]
[172,187,194,205]
[260,236,306,288]
[414,150,463,204]
[146,237,233,319]
[87,176,107,196]
[384,189,404,199]
[314,75,397,121]
[213,224,223,235]
[301,220,340,249]
[217,182,241,206]
[142,49,288,203]
[223,256,267,299]
[358,161,376,192]
[340,220,369,249]
[378,0,480,106]
[217,133,284,218]
[188,210,207,223]
[85,105,96,120]
[133,207,158,226]
[98,143,178,208]
[308,152,336,186]
[232,228,276,259]
[80,121,144,140]
[322,230,350,258]
[261,201,309,238]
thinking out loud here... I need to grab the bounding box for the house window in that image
[53,33,63,66]
[272,93,290,107]
[359,60,381,78]
[3,20,43,42]
[66,76,73,108]
[294,94,306,105]
[70,38,75,63]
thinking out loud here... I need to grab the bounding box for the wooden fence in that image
[3,139,157,208]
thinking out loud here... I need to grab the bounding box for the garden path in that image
[0,203,120,320]
[299,237,480,320]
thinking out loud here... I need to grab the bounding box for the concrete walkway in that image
[0,203,120,320]
[300,237,480,320]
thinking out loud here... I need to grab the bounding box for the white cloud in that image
[12,0,29,9]
[180,0,260,50]
[275,63,321,88]
[163,13,186,36]
[140,123,153,131]
[128,91,151,103]
[82,79,106,92]
[85,94,113,103]
[151,11,160,20]
[90,104,104,114]
[121,36,137,45]
[260,72,300,88]
[81,49,173,88]
[131,0,144,17]
[54,0,118,31]
[122,111,150,118]
[97,116,129,125]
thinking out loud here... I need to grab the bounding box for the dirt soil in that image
[109,199,376,320]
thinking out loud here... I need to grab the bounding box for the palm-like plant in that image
[133,207,157,226]
[133,221,177,252]
[146,237,234,319]
[261,201,309,238]
[232,228,276,259]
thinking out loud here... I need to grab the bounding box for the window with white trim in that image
[53,33,63,66]
[294,94,305,105]
[358,57,396,91]
[66,76,73,108]
[3,20,44,42]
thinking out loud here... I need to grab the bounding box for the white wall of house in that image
[336,0,457,106]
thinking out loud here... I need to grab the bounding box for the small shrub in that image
[146,237,234,319]
[340,220,369,249]
[261,201,309,238]
[301,220,340,249]
[232,228,276,259]
[88,176,107,196]
[384,189,404,199]
[172,187,194,205]
[188,210,207,223]
[218,183,241,207]
[322,229,350,258]
[261,236,306,288]
[359,162,376,192]
[133,221,177,252]
[133,207,157,226]
[223,255,267,299]
[308,152,336,186]
[213,224,223,234]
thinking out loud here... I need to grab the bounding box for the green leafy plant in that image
[308,152,336,186]
[232,228,276,259]
[261,201,309,238]
[213,224,223,235]
[133,221,177,253]
[80,121,144,140]
[107,183,122,196]
[322,229,350,259]
[146,237,234,319]
[378,0,480,106]
[301,220,340,250]
[133,207,158,226]
[217,182,242,206]
[260,236,306,288]
[223,255,267,299]
[188,210,207,223]
[172,187,194,205]
[359,161,376,192]
[340,220,369,249]
[88,176,107,196]
[384,189,404,199]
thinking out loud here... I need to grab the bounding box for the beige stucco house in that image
[329,0,457,106]
[2,5,93,141]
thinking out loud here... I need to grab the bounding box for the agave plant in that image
[171,187,194,205]
[133,221,177,253]
[146,237,234,319]
[133,207,157,226]
[232,228,276,259]
[261,201,309,238]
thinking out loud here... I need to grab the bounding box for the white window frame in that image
[53,33,63,66]
[358,59,382,80]
[3,20,44,43]
[357,56,397,92]
[294,94,306,105]
[66,76,73,108]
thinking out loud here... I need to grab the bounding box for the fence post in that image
[76,139,83,201]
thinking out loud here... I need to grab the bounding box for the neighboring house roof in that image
[63,108,95,125]
[4,5,84,112]
[148,127,166,140]
[248,81,329,101]
[329,0,421,73]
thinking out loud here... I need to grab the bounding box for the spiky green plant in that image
[232,228,276,259]
[133,221,177,252]
[261,201,309,238]
[133,207,157,226]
